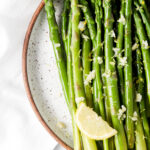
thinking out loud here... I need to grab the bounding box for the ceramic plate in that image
[23,1,73,149]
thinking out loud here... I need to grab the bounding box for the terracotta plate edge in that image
[22,1,72,149]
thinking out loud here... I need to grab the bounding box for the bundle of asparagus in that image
[44,0,150,149]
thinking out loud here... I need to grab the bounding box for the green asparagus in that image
[116,0,125,105]
[79,0,99,114]
[134,1,150,41]
[138,0,150,20]
[45,1,82,149]
[44,0,70,111]
[95,0,109,149]
[71,0,97,149]
[134,103,147,150]
[61,0,70,53]
[124,0,134,148]
[82,29,93,107]
[136,44,150,149]
[103,0,127,150]
[44,0,150,149]
[67,10,82,150]
[134,11,150,104]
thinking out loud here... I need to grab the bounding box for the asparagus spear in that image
[82,29,93,107]
[132,64,147,150]
[61,0,70,53]
[95,0,104,118]
[124,0,135,148]
[103,0,128,150]
[102,75,115,150]
[138,0,150,20]
[116,0,125,105]
[66,11,82,150]
[79,0,96,44]
[79,0,100,113]
[136,46,150,149]
[80,0,125,149]
[133,51,147,150]
[44,1,82,149]
[95,0,109,149]
[44,0,70,111]
[79,0,105,116]
[100,33,115,150]
[134,103,147,150]
[80,1,112,149]
[71,0,97,149]
[71,0,84,102]
[134,11,150,104]
[134,2,150,41]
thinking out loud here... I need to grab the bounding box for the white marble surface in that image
[0,0,64,149]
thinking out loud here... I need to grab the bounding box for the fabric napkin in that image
[0,0,61,149]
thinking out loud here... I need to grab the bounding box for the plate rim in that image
[22,1,72,149]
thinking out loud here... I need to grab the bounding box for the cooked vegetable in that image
[124,0,134,148]
[71,0,97,149]
[134,103,147,150]
[82,29,93,107]
[66,10,82,150]
[134,10,150,105]
[61,0,70,53]
[136,45,150,149]
[116,0,125,104]
[45,1,82,149]
[44,0,150,149]
[44,0,69,109]
[103,0,128,149]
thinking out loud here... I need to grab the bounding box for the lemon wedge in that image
[75,103,117,140]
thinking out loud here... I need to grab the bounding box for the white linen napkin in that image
[0,0,60,149]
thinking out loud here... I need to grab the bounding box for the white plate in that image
[24,1,73,148]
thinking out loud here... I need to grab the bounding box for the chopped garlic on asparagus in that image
[84,70,96,85]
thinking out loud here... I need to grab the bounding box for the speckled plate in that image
[22,1,73,149]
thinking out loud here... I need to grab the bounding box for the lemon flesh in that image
[75,103,117,140]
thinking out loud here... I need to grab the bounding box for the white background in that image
[0,0,63,149]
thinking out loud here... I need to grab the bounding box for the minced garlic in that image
[55,43,61,48]
[75,97,85,104]
[118,105,126,121]
[135,92,142,102]
[82,34,90,41]
[113,47,120,57]
[117,14,126,25]
[142,40,149,49]
[57,122,66,129]
[109,30,116,38]
[102,70,111,78]
[131,112,138,122]
[78,20,87,32]
[119,57,127,67]
[132,43,139,51]
[97,57,103,64]
[84,70,96,85]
